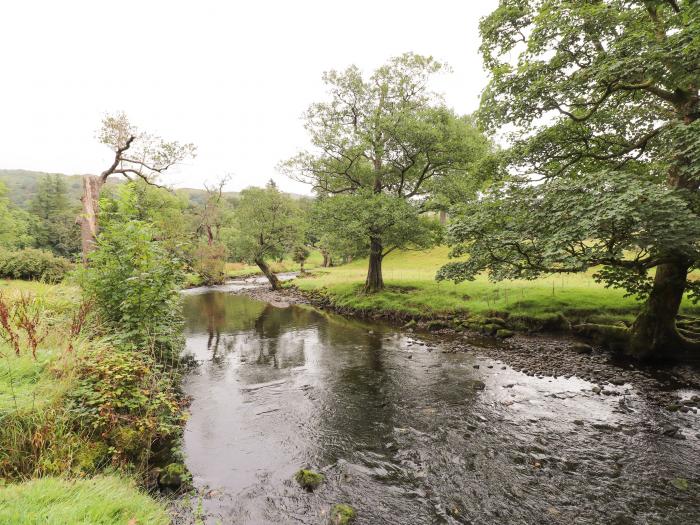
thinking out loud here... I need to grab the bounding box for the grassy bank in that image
[294,247,700,327]
[0,279,181,523]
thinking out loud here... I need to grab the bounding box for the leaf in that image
[670,478,688,491]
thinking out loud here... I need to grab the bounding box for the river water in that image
[180,290,699,524]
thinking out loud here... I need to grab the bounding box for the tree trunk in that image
[628,261,693,360]
[300,261,305,274]
[79,175,105,264]
[322,250,333,268]
[439,209,447,225]
[255,258,280,290]
[363,237,384,293]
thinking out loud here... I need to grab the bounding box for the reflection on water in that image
[182,292,700,525]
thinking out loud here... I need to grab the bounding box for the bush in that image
[0,248,72,283]
[81,220,184,361]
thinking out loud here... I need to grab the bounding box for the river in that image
[179,289,700,524]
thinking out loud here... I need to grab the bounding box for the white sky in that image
[0,0,498,194]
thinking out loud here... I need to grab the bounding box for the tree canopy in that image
[226,184,302,289]
[439,0,700,359]
[283,53,490,292]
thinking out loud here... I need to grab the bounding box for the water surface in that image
[182,291,699,524]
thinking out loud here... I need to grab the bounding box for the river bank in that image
[0,279,185,524]
[230,281,700,415]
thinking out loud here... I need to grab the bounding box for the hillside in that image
[0,169,242,208]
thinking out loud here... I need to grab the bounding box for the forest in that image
[1,1,699,524]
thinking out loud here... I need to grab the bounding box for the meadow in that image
[294,247,700,325]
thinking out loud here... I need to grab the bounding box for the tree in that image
[283,53,489,292]
[79,113,195,263]
[439,0,700,359]
[226,185,302,290]
[192,175,232,285]
[29,175,80,257]
[0,182,32,249]
[292,245,310,274]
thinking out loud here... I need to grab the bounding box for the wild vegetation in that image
[1,1,699,522]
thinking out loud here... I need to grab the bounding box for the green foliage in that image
[283,53,489,289]
[81,198,184,360]
[0,476,170,525]
[292,245,310,265]
[226,185,302,265]
[68,344,185,465]
[451,1,700,305]
[438,172,700,299]
[0,248,72,283]
[28,175,81,257]
[193,241,227,285]
[0,181,32,249]
[313,192,442,258]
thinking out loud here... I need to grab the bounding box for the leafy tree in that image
[82,186,184,360]
[292,245,310,273]
[29,174,80,257]
[79,113,195,263]
[283,53,489,292]
[191,176,232,285]
[226,185,301,290]
[0,182,32,249]
[439,0,700,359]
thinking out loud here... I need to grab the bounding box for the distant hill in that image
[0,169,246,208]
[0,169,307,208]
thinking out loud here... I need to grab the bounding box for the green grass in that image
[295,247,700,323]
[0,476,170,525]
[226,249,325,277]
[0,279,181,524]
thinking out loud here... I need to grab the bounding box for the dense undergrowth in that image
[0,211,188,522]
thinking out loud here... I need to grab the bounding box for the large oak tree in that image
[439,0,700,359]
[283,53,489,292]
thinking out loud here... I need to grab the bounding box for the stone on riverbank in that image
[295,469,324,491]
[158,463,188,489]
[330,504,356,524]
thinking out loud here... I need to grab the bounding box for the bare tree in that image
[78,113,196,262]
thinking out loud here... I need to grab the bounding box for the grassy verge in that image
[0,476,169,525]
[294,247,700,328]
[0,279,181,523]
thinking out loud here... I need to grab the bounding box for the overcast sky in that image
[1,0,499,194]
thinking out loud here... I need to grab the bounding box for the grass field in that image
[294,247,700,324]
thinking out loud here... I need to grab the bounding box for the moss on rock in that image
[158,463,188,489]
[294,469,324,491]
[330,503,356,524]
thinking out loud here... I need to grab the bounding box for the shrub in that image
[81,220,184,362]
[68,344,186,468]
[0,249,72,283]
[192,241,227,285]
